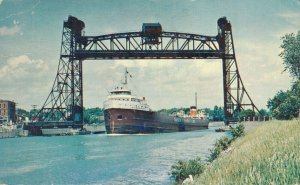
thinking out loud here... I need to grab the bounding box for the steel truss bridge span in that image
[75,31,226,60]
[35,16,259,129]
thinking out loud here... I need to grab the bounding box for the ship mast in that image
[124,67,128,85]
[122,67,131,89]
[195,92,197,109]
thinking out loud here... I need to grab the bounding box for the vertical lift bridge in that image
[32,16,259,133]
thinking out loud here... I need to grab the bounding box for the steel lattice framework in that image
[36,16,259,125]
[75,31,222,59]
[36,17,84,124]
[217,18,259,122]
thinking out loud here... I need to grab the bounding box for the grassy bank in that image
[194,120,300,184]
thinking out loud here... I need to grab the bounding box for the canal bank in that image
[194,120,300,184]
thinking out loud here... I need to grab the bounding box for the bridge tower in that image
[217,17,259,123]
[36,16,84,124]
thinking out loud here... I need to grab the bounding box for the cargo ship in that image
[103,68,209,134]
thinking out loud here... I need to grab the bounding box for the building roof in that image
[0,99,16,104]
[142,23,161,27]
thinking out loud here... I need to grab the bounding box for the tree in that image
[239,109,255,119]
[280,31,300,80]
[267,89,300,120]
[83,107,104,124]
[267,31,300,120]
[212,106,224,121]
[158,108,179,115]
[257,109,270,117]
[16,108,30,117]
[291,80,300,95]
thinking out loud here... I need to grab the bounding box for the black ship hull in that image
[104,108,209,134]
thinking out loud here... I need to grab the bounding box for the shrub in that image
[208,136,231,162]
[170,157,205,182]
[208,124,245,162]
[230,124,245,140]
[170,123,246,181]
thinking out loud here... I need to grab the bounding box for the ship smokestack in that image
[190,106,197,117]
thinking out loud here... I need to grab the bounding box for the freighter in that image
[103,68,209,134]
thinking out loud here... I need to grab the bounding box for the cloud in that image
[13,20,20,25]
[279,12,300,27]
[274,11,300,38]
[234,39,291,109]
[82,59,223,110]
[0,55,49,79]
[0,25,20,36]
[0,0,3,6]
[0,55,52,109]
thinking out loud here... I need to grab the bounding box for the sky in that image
[0,0,299,111]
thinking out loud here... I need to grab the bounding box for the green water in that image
[0,126,225,185]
